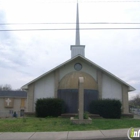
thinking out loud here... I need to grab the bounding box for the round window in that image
[74,63,82,71]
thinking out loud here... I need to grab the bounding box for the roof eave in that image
[128,86,136,92]
[21,55,135,92]
[21,55,81,90]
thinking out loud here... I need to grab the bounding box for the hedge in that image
[89,99,122,118]
[35,98,66,117]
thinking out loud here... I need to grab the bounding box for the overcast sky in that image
[0,0,140,99]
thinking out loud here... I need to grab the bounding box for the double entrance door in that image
[58,89,98,113]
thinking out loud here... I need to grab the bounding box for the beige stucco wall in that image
[34,72,55,103]
[54,70,59,98]
[0,98,27,117]
[102,74,122,101]
[59,58,97,81]
[27,72,56,112]
[27,83,35,112]
[97,70,102,99]
[122,85,129,114]
[101,73,129,113]
[32,58,97,111]
[26,57,130,114]
[59,71,97,90]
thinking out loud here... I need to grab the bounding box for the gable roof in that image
[21,55,135,92]
[0,91,27,98]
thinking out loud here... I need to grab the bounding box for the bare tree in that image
[0,84,12,91]
[14,88,22,91]
[0,85,3,91]
[129,94,140,107]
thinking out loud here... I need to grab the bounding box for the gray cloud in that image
[0,1,140,99]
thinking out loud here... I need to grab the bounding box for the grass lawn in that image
[0,117,139,132]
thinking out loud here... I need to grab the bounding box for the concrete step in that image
[61,113,77,118]
[61,113,102,119]
[89,114,103,119]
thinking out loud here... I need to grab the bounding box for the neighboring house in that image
[0,91,27,117]
[22,3,135,115]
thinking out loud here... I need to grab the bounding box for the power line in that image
[27,0,140,3]
[82,0,140,2]
[1,28,140,31]
[1,22,140,25]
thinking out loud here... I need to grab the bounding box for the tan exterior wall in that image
[34,72,55,110]
[27,83,35,112]
[0,98,27,117]
[54,69,59,98]
[59,58,97,81]
[122,85,129,114]
[97,70,102,99]
[102,74,122,101]
[59,71,97,90]
[24,57,130,114]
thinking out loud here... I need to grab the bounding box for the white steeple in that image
[70,1,85,58]
[75,2,80,45]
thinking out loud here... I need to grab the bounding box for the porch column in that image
[54,69,59,98]
[97,71,102,99]
[27,83,35,112]
[122,85,129,114]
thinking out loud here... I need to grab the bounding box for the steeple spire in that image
[70,1,85,58]
[75,1,80,45]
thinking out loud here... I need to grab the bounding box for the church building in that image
[0,91,27,117]
[22,3,135,114]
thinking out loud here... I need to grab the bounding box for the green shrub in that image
[83,112,89,119]
[89,99,122,119]
[35,98,66,117]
